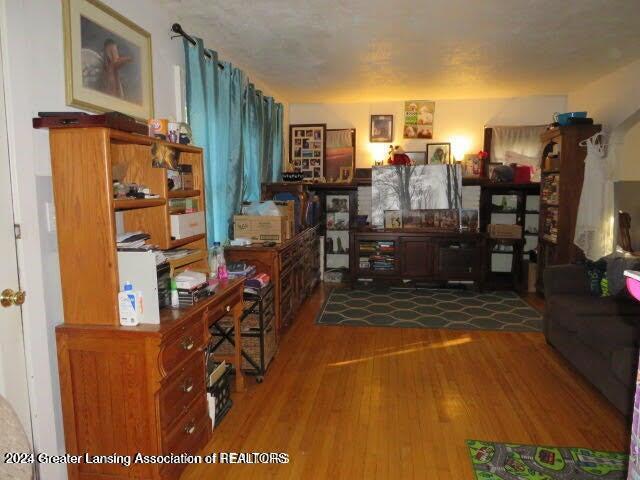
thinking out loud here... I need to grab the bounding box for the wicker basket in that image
[214,296,277,373]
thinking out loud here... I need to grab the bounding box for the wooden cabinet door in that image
[400,239,437,277]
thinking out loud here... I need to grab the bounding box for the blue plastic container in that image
[554,111,587,126]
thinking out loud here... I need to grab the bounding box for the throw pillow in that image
[604,250,640,297]
[586,259,607,296]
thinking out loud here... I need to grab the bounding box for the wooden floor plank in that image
[182,286,628,480]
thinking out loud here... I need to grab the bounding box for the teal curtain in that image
[184,38,284,243]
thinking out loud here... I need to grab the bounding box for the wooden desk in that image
[56,278,244,480]
[225,226,320,336]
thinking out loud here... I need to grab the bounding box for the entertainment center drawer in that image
[160,319,206,376]
[159,356,205,429]
[439,248,478,275]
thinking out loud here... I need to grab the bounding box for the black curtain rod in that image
[171,22,273,103]
[171,23,224,69]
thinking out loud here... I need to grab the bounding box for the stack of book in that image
[542,174,560,204]
[116,231,151,250]
[542,208,558,243]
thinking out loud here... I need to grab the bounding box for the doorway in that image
[0,28,33,447]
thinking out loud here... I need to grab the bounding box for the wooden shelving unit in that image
[479,182,540,290]
[41,126,248,479]
[536,124,601,294]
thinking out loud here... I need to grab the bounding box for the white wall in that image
[289,96,566,168]
[618,121,640,181]
[0,1,285,478]
[568,59,640,134]
[568,59,640,181]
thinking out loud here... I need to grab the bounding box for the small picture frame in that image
[384,210,403,229]
[338,166,353,183]
[405,151,427,165]
[461,153,483,178]
[461,209,479,232]
[370,114,393,142]
[426,143,451,165]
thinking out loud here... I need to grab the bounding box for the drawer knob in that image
[182,378,194,393]
[225,305,231,312]
[181,337,195,351]
[184,421,196,435]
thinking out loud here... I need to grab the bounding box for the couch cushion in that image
[548,293,640,319]
[610,347,638,385]
[577,319,640,358]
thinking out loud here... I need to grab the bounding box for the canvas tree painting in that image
[371,164,462,227]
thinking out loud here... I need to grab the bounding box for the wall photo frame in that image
[63,0,154,120]
[325,128,355,182]
[289,124,326,180]
[370,114,393,142]
[403,100,435,139]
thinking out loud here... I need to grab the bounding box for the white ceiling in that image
[160,0,640,103]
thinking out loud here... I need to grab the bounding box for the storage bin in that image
[170,211,205,239]
[206,360,232,425]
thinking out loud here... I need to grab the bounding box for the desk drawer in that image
[205,291,243,325]
[159,356,205,429]
[160,320,206,376]
[162,396,210,452]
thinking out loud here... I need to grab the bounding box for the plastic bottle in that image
[170,278,179,308]
[208,244,219,279]
[216,243,228,280]
[118,282,142,326]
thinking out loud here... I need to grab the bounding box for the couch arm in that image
[543,264,591,296]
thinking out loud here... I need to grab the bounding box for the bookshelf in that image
[536,124,601,294]
[479,182,540,290]
[42,126,247,479]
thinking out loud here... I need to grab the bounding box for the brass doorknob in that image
[1,289,26,308]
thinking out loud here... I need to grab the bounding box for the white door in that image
[0,33,32,442]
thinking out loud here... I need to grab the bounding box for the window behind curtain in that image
[490,125,546,165]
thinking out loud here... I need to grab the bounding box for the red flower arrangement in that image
[478,150,489,160]
[387,145,412,166]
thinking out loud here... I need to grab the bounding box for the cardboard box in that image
[171,211,205,239]
[241,200,295,239]
[488,224,522,239]
[233,215,288,243]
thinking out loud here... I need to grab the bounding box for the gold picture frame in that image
[63,0,154,120]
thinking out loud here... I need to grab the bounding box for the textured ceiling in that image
[160,0,640,102]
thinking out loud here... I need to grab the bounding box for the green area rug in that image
[467,440,627,479]
[317,288,542,332]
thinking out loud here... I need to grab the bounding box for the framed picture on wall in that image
[426,143,451,165]
[403,100,435,139]
[289,124,326,180]
[325,129,355,182]
[62,0,154,120]
[370,114,393,142]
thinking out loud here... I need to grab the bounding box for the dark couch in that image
[544,264,640,415]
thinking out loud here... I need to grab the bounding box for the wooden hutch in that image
[44,127,246,480]
[536,124,601,293]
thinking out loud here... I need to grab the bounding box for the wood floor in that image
[182,285,628,480]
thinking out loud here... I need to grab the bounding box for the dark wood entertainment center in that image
[350,230,486,289]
